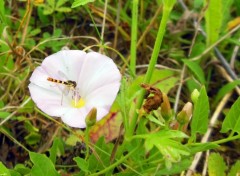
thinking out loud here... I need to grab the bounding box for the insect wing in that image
[62,86,70,96]
[58,71,69,81]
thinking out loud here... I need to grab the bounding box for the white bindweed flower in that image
[29,50,121,128]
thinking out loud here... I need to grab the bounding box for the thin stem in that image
[213,134,240,145]
[0,97,31,126]
[99,0,108,52]
[137,4,162,48]
[0,127,30,153]
[130,0,139,76]
[127,0,177,138]
[85,7,101,41]
[174,65,186,113]
[20,0,33,45]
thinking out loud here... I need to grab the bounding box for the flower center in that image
[71,98,85,108]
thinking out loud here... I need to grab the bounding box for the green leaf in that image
[65,130,83,146]
[56,0,69,8]
[204,0,222,46]
[47,0,55,8]
[29,152,60,176]
[191,86,209,136]
[49,138,64,164]
[117,77,130,131]
[146,114,165,126]
[189,42,206,58]
[208,153,226,176]
[28,28,41,37]
[71,0,95,8]
[0,0,6,25]
[221,0,234,30]
[24,120,39,133]
[235,0,240,16]
[24,132,41,145]
[221,96,240,134]
[0,111,10,119]
[56,7,72,13]
[183,59,206,84]
[186,78,201,93]
[9,170,21,176]
[0,100,4,108]
[0,162,11,176]
[73,157,89,173]
[136,130,189,163]
[213,80,240,106]
[129,69,179,98]
[43,6,54,15]
[227,38,240,46]
[156,159,191,175]
[14,164,31,175]
[229,160,240,176]
[194,0,203,9]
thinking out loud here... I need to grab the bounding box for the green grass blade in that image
[204,0,223,46]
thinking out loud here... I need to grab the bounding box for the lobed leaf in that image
[136,130,189,163]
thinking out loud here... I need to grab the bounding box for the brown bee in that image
[141,83,163,113]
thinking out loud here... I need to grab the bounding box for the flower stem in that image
[85,127,90,160]
[126,0,177,138]
[130,0,139,77]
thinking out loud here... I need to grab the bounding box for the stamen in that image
[71,89,85,108]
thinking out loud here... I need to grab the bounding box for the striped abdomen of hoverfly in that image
[47,77,77,89]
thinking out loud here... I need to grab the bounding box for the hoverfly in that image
[47,76,78,105]
[47,77,77,89]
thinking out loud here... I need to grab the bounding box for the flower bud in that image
[161,93,172,121]
[191,89,200,104]
[85,108,97,127]
[176,102,192,125]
